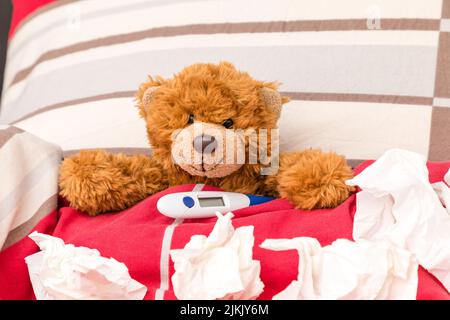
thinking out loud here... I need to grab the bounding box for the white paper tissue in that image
[346,149,450,291]
[170,212,264,300]
[260,237,418,300]
[25,232,147,300]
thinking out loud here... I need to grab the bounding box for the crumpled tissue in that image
[260,237,418,300]
[346,149,450,291]
[25,232,147,300]
[170,212,264,300]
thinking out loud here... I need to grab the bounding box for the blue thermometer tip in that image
[246,194,275,206]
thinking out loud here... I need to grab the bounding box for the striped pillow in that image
[1,0,449,165]
[0,125,61,250]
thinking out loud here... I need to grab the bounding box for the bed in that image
[0,0,449,300]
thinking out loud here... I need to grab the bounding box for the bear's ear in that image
[136,84,159,118]
[142,86,158,110]
[259,87,288,119]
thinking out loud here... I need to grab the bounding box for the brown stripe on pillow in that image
[10,90,435,125]
[442,0,450,19]
[434,32,450,99]
[63,147,152,158]
[428,107,450,161]
[282,92,433,106]
[11,91,136,124]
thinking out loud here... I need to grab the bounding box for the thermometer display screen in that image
[198,197,225,207]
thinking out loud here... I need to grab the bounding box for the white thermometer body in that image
[156,191,251,218]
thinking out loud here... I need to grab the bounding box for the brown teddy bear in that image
[59,62,354,216]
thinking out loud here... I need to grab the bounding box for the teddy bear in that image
[59,62,355,216]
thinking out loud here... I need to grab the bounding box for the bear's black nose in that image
[193,134,217,154]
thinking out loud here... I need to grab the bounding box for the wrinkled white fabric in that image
[170,212,264,300]
[25,232,147,300]
[346,149,450,291]
[260,237,418,300]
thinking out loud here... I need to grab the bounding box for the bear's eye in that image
[187,114,194,124]
[223,119,233,129]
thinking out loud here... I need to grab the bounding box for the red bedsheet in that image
[0,161,449,300]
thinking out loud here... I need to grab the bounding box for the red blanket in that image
[1,161,449,300]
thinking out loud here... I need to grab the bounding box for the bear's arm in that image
[260,149,355,209]
[59,150,168,216]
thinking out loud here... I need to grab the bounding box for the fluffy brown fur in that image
[59,62,354,215]
[59,150,168,215]
[264,150,355,209]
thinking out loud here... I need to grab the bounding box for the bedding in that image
[0,0,449,165]
[0,125,61,251]
[0,158,448,300]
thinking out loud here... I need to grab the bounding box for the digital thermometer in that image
[157,191,255,219]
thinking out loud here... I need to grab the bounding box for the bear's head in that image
[136,62,289,182]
